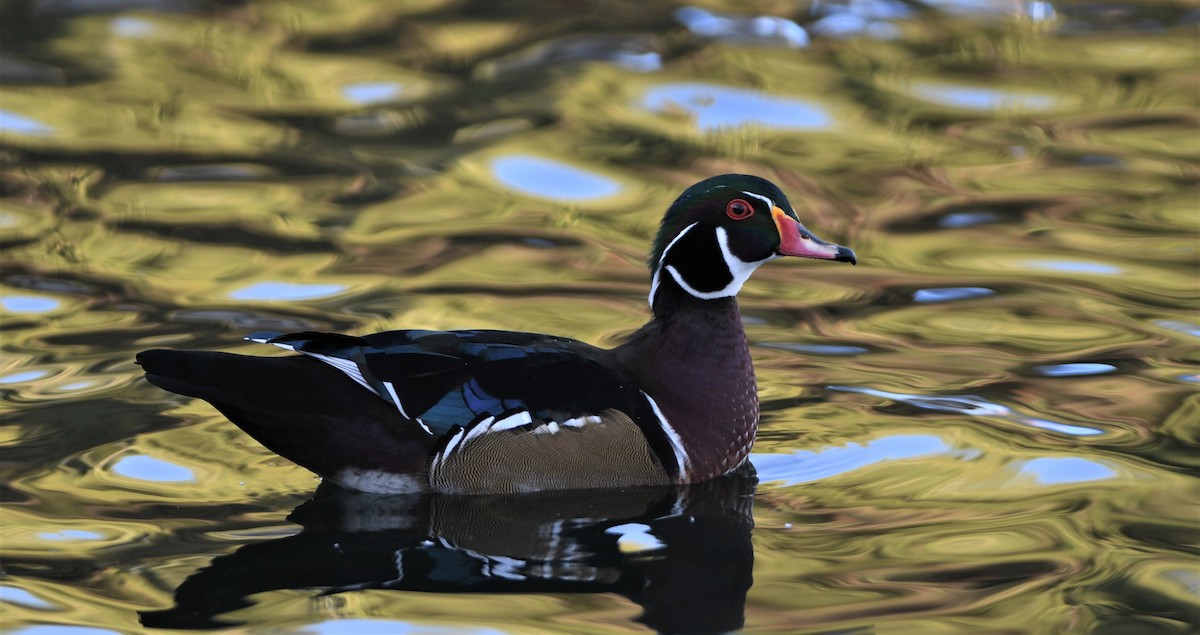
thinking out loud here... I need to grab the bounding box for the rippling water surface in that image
[2,1,1197,633]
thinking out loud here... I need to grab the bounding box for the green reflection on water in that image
[2,1,1198,634]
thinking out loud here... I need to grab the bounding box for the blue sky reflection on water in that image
[9,627,121,635]
[0,110,55,136]
[110,16,155,38]
[0,587,56,609]
[1021,418,1105,437]
[111,455,195,483]
[490,155,622,201]
[642,82,834,131]
[913,287,995,303]
[0,295,61,313]
[1035,363,1117,377]
[674,7,810,48]
[911,83,1058,112]
[1154,320,1200,338]
[0,370,50,384]
[229,282,347,302]
[341,82,404,105]
[753,434,964,486]
[1023,259,1124,275]
[36,529,103,542]
[759,342,869,356]
[939,211,1002,228]
[830,386,1105,436]
[1019,457,1117,485]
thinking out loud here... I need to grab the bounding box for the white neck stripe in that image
[649,222,699,307]
[741,190,775,209]
[663,226,773,300]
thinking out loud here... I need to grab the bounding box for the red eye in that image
[726,199,754,220]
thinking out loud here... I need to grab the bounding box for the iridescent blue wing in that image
[246,329,642,436]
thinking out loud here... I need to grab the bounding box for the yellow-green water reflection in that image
[2,1,1197,634]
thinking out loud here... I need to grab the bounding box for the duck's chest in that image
[634,309,760,481]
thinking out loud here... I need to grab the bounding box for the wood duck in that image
[138,174,856,494]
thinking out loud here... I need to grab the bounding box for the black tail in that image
[137,349,432,477]
[139,349,296,406]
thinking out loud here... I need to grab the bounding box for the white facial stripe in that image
[664,226,774,300]
[741,190,775,209]
[642,391,688,479]
[649,221,699,307]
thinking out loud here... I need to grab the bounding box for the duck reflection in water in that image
[141,466,757,634]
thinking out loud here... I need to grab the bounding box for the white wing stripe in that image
[303,352,373,391]
[414,417,432,435]
[492,411,533,431]
[384,381,412,420]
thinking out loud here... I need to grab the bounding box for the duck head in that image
[649,174,856,308]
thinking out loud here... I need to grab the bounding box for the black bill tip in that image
[835,245,858,265]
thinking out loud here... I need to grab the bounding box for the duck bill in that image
[771,207,857,264]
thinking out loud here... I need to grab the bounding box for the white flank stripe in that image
[382,381,410,419]
[641,391,688,478]
[415,417,431,435]
[491,411,533,431]
[741,190,776,209]
[444,427,466,455]
[649,222,699,308]
[462,415,496,444]
[438,428,466,468]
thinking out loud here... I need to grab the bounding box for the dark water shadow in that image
[141,466,758,634]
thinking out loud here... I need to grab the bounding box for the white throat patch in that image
[654,226,774,303]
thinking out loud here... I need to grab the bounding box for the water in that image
[2,1,1197,633]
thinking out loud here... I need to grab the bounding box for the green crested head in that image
[649,174,796,270]
[646,174,856,309]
